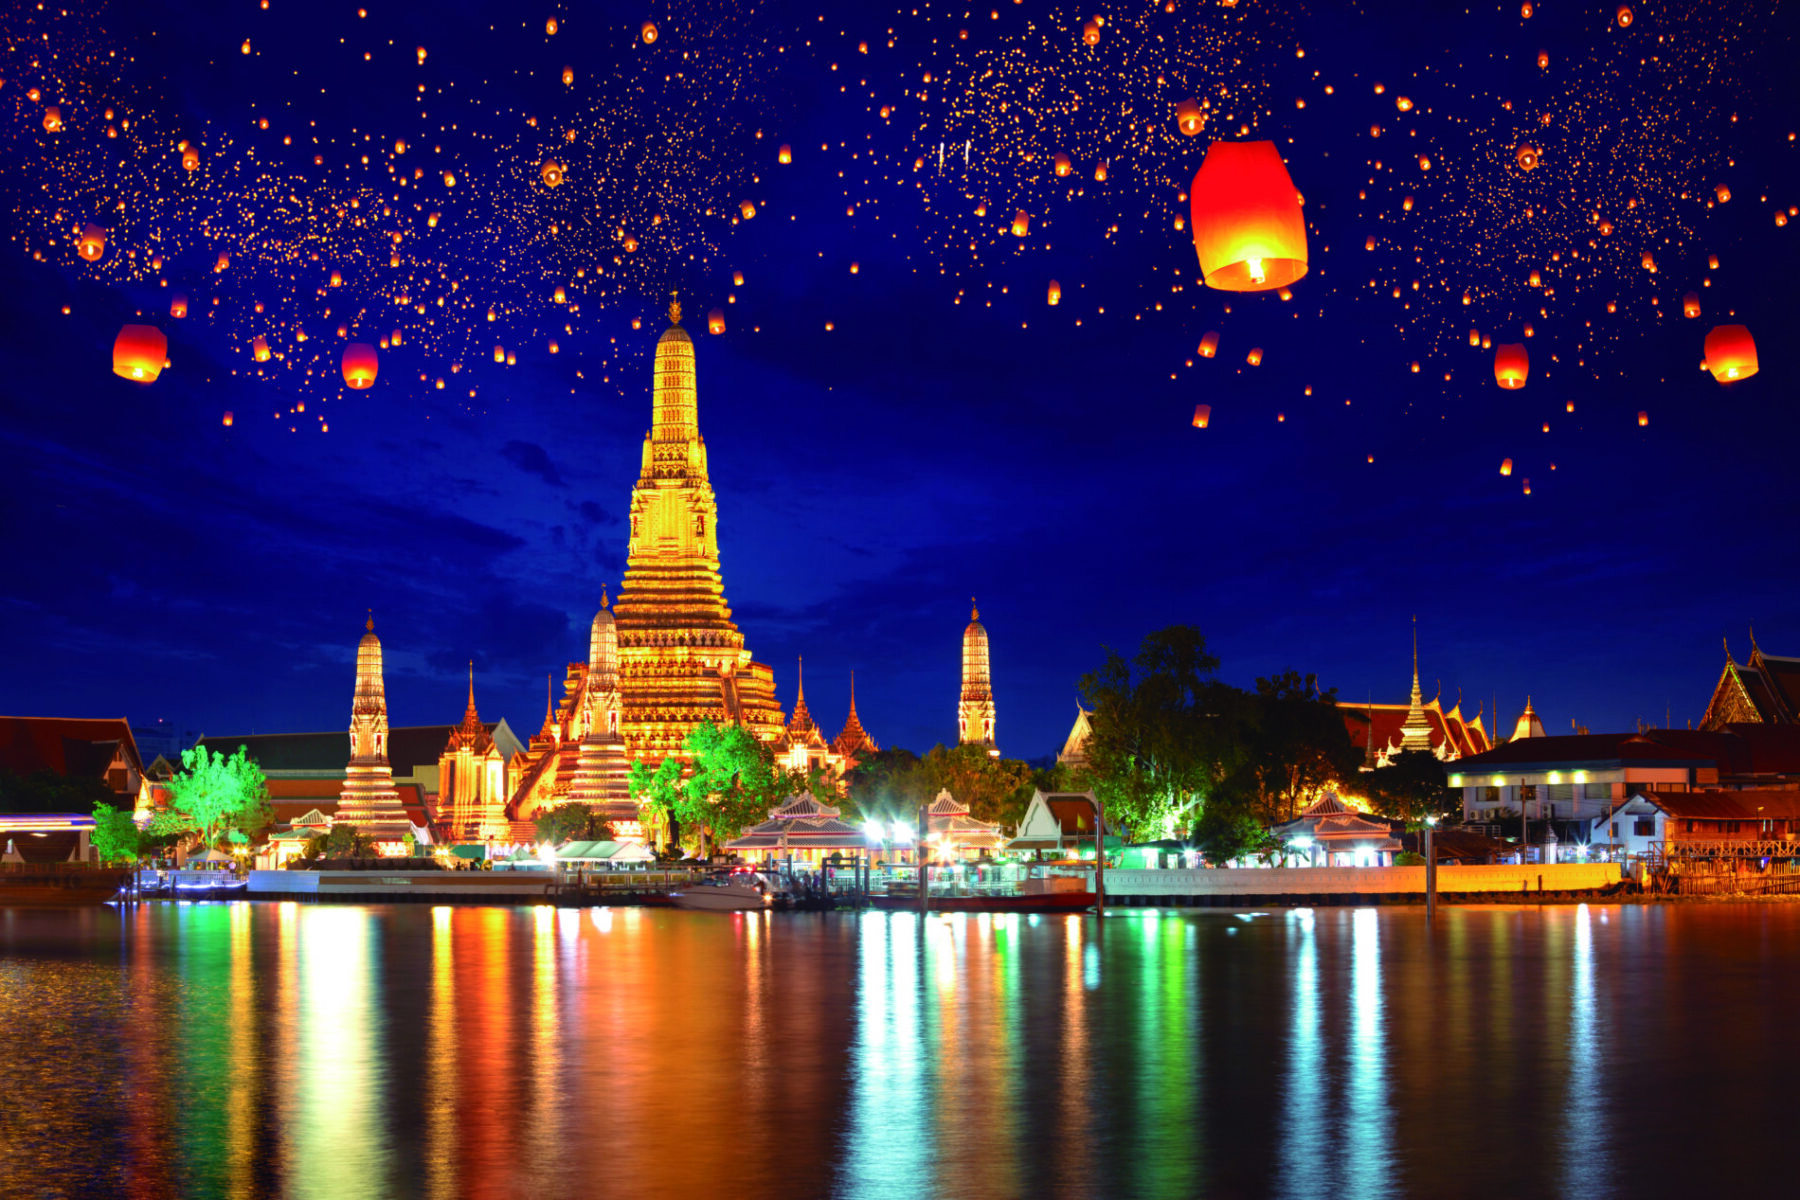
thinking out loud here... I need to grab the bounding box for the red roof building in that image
[0,716,146,806]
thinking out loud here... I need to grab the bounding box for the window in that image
[1633,819,1655,837]
[1686,820,1696,834]
[1610,823,1619,837]
[1520,784,1538,803]
[1484,786,1502,806]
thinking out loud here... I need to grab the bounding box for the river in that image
[0,901,1791,1199]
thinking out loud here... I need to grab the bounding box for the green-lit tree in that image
[1079,625,1246,841]
[164,745,272,846]
[629,756,685,851]
[844,747,928,824]
[916,743,1036,830]
[90,802,142,863]
[534,802,614,844]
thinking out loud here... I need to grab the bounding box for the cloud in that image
[500,440,565,487]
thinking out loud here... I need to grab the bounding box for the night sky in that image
[1,0,1795,760]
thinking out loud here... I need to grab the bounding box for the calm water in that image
[0,901,1793,1200]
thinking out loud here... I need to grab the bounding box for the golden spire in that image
[601,585,610,610]
[668,289,682,327]
[971,596,980,622]
[366,609,374,633]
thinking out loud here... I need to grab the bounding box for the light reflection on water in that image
[3,903,1800,1198]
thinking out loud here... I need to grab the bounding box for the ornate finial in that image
[366,608,374,633]
[601,585,610,610]
[971,596,979,621]
[796,655,805,700]
[668,289,682,326]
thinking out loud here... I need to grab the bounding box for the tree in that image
[1190,794,1270,865]
[629,756,685,851]
[844,747,928,823]
[1364,750,1455,826]
[1231,670,1363,824]
[0,767,114,815]
[90,802,141,863]
[164,745,271,846]
[915,744,1035,830]
[1079,626,1246,841]
[304,824,377,860]
[677,721,797,850]
[535,803,614,845]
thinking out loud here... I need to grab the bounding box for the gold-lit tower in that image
[958,600,996,751]
[336,613,413,842]
[612,298,786,764]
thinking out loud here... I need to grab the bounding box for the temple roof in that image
[832,671,878,758]
[0,716,143,783]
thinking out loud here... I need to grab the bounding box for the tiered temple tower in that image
[568,591,634,820]
[336,614,413,842]
[832,671,879,761]
[1399,618,1435,753]
[613,298,786,765]
[958,600,997,751]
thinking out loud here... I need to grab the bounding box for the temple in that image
[611,298,788,762]
[831,671,878,760]
[335,615,415,843]
[1338,625,1493,768]
[439,665,508,842]
[958,601,996,751]
[1702,632,1800,729]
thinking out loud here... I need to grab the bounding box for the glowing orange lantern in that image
[222,411,234,427]
[342,342,379,389]
[1047,280,1061,306]
[493,344,506,363]
[1094,160,1108,182]
[76,224,106,262]
[112,325,167,383]
[417,46,427,64]
[1537,50,1549,69]
[1638,411,1649,426]
[42,106,68,134]
[739,199,756,219]
[733,271,744,286]
[253,335,270,362]
[623,235,638,252]
[707,308,725,335]
[1199,331,1219,358]
[1053,153,1072,177]
[553,285,567,304]
[1082,18,1100,45]
[443,171,456,187]
[631,317,642,330]
[562,66,574,86]
[1500,458,1513,476]
[546,17,558,35]
[1011,210,1030,237]
[1708,254,1720,269]
[1617,6,1633,27]
[1714,183,1730,203]
[215,251,230,273]
[169,293,188,319]
[183,147,199,172]
[1174,99,1204,136]
[1523,478,1532,495]
[1516,144,1539,171]
[1703,325,1758,382]
[1494,342,1529,389]
[1469,328,1481,346]
[1246,347,1263,366]
[1682,292,1700,318]
[641,21,658,43]
[778,144,792,164]
[541,160,564,187]
[1192,404,1211,429]
[1188,140,1308,292]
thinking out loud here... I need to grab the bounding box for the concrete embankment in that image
[1102,863,1624,906]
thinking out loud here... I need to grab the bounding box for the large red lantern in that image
[112,325,167,383]
[1192,404,1211,429]
[169,292,188,319]
[1494,343,1529,389]
[341,342,379,389]
[77,224,106,262]
[1188,141,1308,292]
[1703,325,1758,383]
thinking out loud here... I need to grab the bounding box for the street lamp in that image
[1424,816,1439,919]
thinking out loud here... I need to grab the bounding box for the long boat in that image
[867,889,1098,913]
[0,865,131,907]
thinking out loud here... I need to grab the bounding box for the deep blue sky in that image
[2,0,1797,759]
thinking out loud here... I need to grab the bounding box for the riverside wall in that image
[1100,863,1623,905]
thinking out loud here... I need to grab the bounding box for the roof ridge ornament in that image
[668,289,682,327]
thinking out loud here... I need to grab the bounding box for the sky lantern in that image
[76,224,106,262]
[342,343,379,389]
[1082,18,1100,45]
[553,285,567,304]
[253,336,270,362]
[1188,140,1308,292]
[1682,292,1700,318]
[1617,6,1633,26]
[1494,342,1529,389]
[1537,50,1549,69]
[707,308,726,334]
[1175,99,1204,136]
[1523,478,1531,495]
[1192,404,1211,429]
[733,270,745,286]
[1047,280,1062,306]
[1199,331,1219,358]
[222,412,234,427]
[169,293,188,319]
[1500,458,1513,476]
[1515,144,1539,171]
[562,66,574,85]
[541,160,564,187]
[1638,411,1649,426]
[112,325,167,383]
[623,235,638,252]
[739,199,756,219]
[417,46,427,64]
[1703,325,1758,382]
[641,21,658,43]
[329,270,343,288]
[183,147,199,172]
[1011,210,1031,237]
[214,251,230,273]
[1714,184,1731,203]
[493,344,506,363]
[778,144,792,164]
[1053,152,1072,177]
[42,106,64,133]
[1641,251,1656,272]
[1246,347,1263,366]
[1469,328,1481,346]
[1708,253,1720,269]
[1094,160,1108,182]
[443,170,457,187]
[546,17,558,35]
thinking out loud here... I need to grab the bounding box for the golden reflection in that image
[424,907,458,1200]
[226,904,256,1198]
[288,906,389,1198]
[527,905,565,1164]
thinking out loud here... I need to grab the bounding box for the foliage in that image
[303,824,377,860]
[1364,750,1455,826]
[1228,669,1363,824]
[90,802,141,863]
[1393,850,1427,866]
[1190,796,1268,865]
[0,767,115,815]
[164,745,271,845]
[534,802,615,845]
[916,743,1035,830]
[677,720,796,846]
[844,747,928,822]
[629,755,685,849]
[1079,625,1243,841]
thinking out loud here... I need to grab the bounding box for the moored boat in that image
[0,865,131,907]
